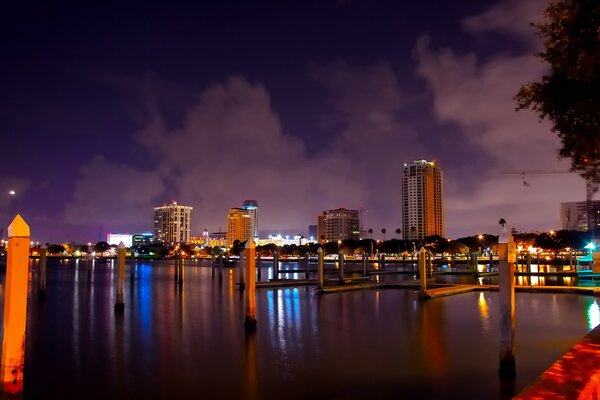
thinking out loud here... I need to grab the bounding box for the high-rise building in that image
[241,200,259,238]
[226,208,255,247]
[401,160,444,241]
[154,201,193,244]
[561,201,600,231]
[308,224,317,241]
[317,208,360,243]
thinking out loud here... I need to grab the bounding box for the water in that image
[1,259,597,399]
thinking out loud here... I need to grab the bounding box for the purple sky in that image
[0,0,589,243]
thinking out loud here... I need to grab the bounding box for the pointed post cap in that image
[245,239,255,249]
[8,214,30,238]
[419,246,426,253]
[118,241,125,249]
[499,227,513,244]
[317,247,323,254]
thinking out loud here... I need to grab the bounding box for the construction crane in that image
[501,169,597,233]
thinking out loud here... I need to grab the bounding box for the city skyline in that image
[1,0,592,243]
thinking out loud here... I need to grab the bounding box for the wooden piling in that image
[419,247,427,295]
[114,242,125,311]
[244,240,257,331]
[178,253,184,286]
[239,252,246,291]
[304,253,310,280]
[1,215,30,393]
[498,229,516,376]
[381,253,385,271]
[338,252,344,280]
[317,247,324,290]
[272,250,279,280]
[362,253,367,277]
[257,254,262,281]
[38,245,47,298]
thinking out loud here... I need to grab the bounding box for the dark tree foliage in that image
[47,244,66,255]
[515,0,600,185]
[94,241,110,255]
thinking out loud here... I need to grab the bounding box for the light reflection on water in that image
[0,259,593,399]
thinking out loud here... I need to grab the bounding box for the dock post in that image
[272,250,279,280]
[244,240,257,331]
[239,251,246,291]
[130,249,135,281]
[427,251,433,278]
[211,256,215,277]
[219,255,223,283]
[178,253,184,286]
[257,254,262,281]
[362,253,368,277]
[526,252,531,273]
[338,252,345,281]
[498,228,516,377]
[174,251,180,283]
[38,245,47,299]
[381,253,385,271]
[304,253,310,280]
[489,251,493,272]
[471,252,478,273]
[419,247,427,295]
[114,242,125,311]
[1,215,30,393]
[318,247,324,290]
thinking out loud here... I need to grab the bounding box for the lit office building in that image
[241,200,259,239]
[154,201,193,244]
[561,201,600,231]
[226,208,255,247]
[401,160,444,241]
[317,208,360,243]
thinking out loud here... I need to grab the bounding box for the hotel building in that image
[226,208,255,247]
[401,160,444,241]
[317,208,360,243]
[154,201,193,244]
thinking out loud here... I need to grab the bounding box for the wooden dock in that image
[419,285,481,299]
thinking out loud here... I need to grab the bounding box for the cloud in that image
[413,0,585,236]
[64,155,165,228]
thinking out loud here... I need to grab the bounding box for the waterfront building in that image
[226,208,255,247]
[107,233,133,247]
[241,200,259,239]
[317,208,360,243]
[308,225,317,241]
[256,234,313,247]
[153,201,193,244]
[208,231,227,247]
[560,200,600,231]
[132,232,155,246]
[401,160,444,241]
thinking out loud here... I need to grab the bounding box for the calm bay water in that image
[1,259,597,399]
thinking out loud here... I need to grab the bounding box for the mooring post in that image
[427,251,433,278]
[318,247,324,290]
[219,255,223,283]
[257,253,262,281]
[178,253,184,286]
[471,252,478,273]
[239,251,246,291]
[114,242,125,311]
[362,252,368,277]
[526,252,531,273]
[244,240,257,331]
[272,250,279,280]
[381,253,386,271]
[338,252,344,281]
[39,245,47,298]
[211,255,215,277]
[489,251,493,272]
[304,253,310,280]
[1,215,30,393]
[130,248,136,280]
[174,251,180,283]
[419,247,427,295]
[498,228,516,377]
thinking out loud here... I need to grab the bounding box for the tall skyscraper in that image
[317,208,360,243]
[154,201,193,244]
[226,208,255,247]
[401,160,444,241]
[241,199,259,238]
[561,200,600,231]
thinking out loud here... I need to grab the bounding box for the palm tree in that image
[499,218,506,228]
[368,228,373,237]
[395,228,401,239]
[381,228,386,241]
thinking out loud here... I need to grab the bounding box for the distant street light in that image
[8,190,15,196]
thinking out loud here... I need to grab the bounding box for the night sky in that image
[0,0,587,243]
